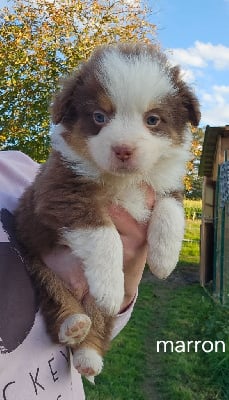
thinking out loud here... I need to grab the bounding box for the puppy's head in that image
[51,43,201,176]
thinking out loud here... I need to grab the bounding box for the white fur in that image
[114,184,150,222]
[73,347,103,378]
[88,119,191,194]
[59,314,91,346]
[147,197,185,279]
[148,126,192,193]
[103,176,151,222]
[62,226,124,315]
[51,123,100,180]
[97,48,175,113]
[87,113,173,175]
[52,121,191,198]
[88,49,182,183]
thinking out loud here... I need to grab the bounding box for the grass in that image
[179,219,201,267]
[84,285,154,400]
[183,199,202,220]
[85,279,229,400]
[84,214,229,400]
[145,283,229,400]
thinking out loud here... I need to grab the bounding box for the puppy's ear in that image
[171,66,201,127]
[51,74,83,125]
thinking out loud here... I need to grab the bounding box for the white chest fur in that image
[105,178,151,223]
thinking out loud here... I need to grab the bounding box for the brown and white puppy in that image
[15,43,200,381]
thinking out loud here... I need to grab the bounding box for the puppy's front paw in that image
[63,226,124,315]
[147,245,180,279]
[93,278,125,315]
[58,314,91,346]
[95,292,124,316]
[73,347,103,380]
[147,197,185,279]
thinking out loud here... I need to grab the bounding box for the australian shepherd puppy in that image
[15,43,200,381]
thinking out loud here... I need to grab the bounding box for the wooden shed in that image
[199,125,229,304]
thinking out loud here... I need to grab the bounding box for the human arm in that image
[0,152,86,399]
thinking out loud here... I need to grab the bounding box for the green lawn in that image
[84,219,229,400]
[179,219,201,266]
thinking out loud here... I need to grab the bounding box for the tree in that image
[184,127,204,199]
[0,0,156,161]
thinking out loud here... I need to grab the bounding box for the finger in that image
[109,205,148,237]
[143,184,156,209]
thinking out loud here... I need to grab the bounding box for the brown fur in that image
[15,151,112,255]
[15,148,115,365]
[51,43,200,143]
[29,258,113,357]
[15,150,115,368]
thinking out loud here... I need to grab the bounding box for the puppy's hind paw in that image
[73,347,103,379]
[58,314,91,346]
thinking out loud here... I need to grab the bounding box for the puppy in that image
[15,43,200,381]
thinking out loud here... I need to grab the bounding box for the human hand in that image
[109,185,155,311]
[43,185,155,313]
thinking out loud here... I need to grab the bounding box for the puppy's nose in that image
[112,145,134,161]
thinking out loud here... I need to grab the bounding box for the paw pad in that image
[59,314,91,346]
[73,347,103,378]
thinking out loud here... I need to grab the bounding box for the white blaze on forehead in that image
[96,49,175,113]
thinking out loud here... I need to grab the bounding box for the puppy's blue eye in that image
[146,115,160,126]
[93,111,107,125]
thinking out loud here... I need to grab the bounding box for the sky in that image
[149,0,229,127]
[0,0,228,127]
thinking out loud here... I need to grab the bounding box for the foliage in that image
[0,0,156,161]
[184,127,204,199]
